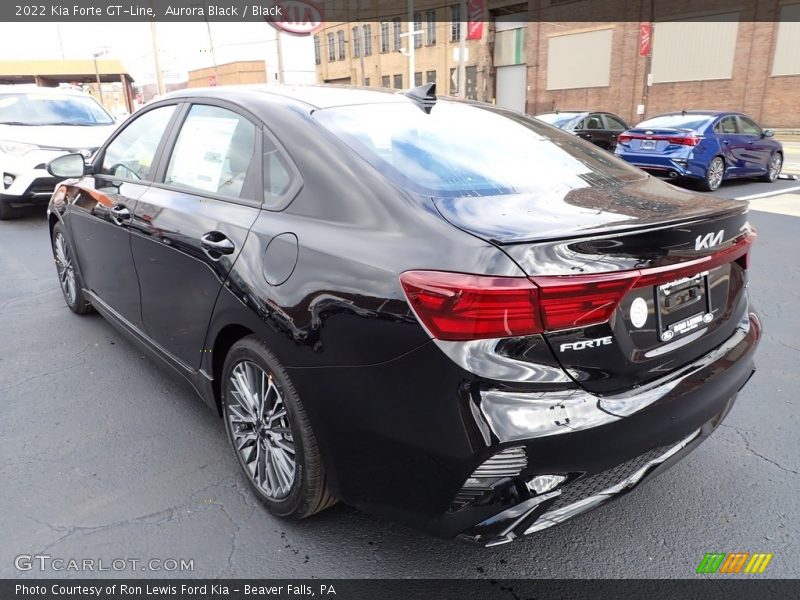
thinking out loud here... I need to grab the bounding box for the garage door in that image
[495,64,527,113]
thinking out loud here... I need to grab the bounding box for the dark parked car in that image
[615,111,784,191]
[535,110,629,150]
[47,85,760,546]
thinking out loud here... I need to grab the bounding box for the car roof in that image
[651,110,738,118]
[160,84,414,110]
[0,84,88,96]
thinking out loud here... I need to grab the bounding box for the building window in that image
[352,26,361,57]
[773,4,800,75]
[450,5,461,42]
[380,22,389,53]
[546,28,613,90]
[394,73,403,89]
[327,32,335,61]
[364,77,371,87]
[363,24,373,56]
[414,72,422,86]
[426,10,437,45]
[426,70,437,83]
[650,15,738,83]
[381,75,391,88]
[337,30,346,61]
[313,35,321,65]
[393,18,402,51]
[413,12,422,48]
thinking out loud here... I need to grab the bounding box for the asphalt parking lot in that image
[1,155,799,579]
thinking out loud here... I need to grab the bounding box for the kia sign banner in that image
[640,22,652,56]
[265,0,323,36]
[467,0,484,40]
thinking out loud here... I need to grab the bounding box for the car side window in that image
[100,105,175,180]
[738,116,761,136]
[263,131,294,207]
[604,115,627,131]
[165,104,256,200]
[585,115,604,130]
[715,116,739,135]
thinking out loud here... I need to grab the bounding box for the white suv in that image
[0,86,118,219]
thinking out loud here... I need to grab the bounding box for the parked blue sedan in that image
[615,111,783,191]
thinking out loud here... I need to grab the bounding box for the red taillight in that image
[400,233,754,341]
[399,271,542,341]
[667,135,700,146]
[531,272,639,331]
[617,133,699,146]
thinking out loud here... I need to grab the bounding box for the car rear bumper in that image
[615,150,705,180]
[288,309,760,542]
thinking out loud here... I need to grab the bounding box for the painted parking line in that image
[743,193,800,217]
[735,185,800,201]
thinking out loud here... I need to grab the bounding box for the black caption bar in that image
[1,0,797,23]
[3,580,800,600]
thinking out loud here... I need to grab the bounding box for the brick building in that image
[314,0,800,127]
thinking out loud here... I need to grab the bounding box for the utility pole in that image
[640,0,656,119]
[458,0,467,98]
[150,21,165,96]
[92,50,105,106]
[275,31,285,84]
[205,20,219,83]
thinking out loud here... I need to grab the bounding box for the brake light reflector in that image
[399,271,542,341]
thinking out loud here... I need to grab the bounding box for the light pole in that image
[400,0,423,87]
[458,0,467,98]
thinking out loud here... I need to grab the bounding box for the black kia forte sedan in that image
[46,84,760,546]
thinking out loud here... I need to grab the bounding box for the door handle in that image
[201,232,235,256]
[110,204,131,225]
[722,140,730,145]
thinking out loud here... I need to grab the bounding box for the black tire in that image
[51,222,93,314]
[698,156,725,192]
[0,199,19,220]
[221,335,336,519]
[759,153,782,183]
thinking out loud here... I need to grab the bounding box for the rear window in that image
[0,92,114,126]
[635,114,714,132]
[315,102,644,198]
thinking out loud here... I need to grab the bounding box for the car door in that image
[713,115,746,176]
[129,101,262,369]
[575,114,610,150]
[66,103,178,329]
[602,114,628,151]
[736,115,772,175]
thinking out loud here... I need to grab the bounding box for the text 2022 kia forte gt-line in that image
[46,85,760,546]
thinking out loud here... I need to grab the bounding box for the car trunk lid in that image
[431,177,753,394]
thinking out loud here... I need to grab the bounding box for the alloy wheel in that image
[226,360,296,500]
[54,232,76,306]
[707,158,724,190]
[769,154,782,180]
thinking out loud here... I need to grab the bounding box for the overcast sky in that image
[0,22,316,85]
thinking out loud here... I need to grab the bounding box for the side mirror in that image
[47,153,86,178]
[762,129,774,138]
